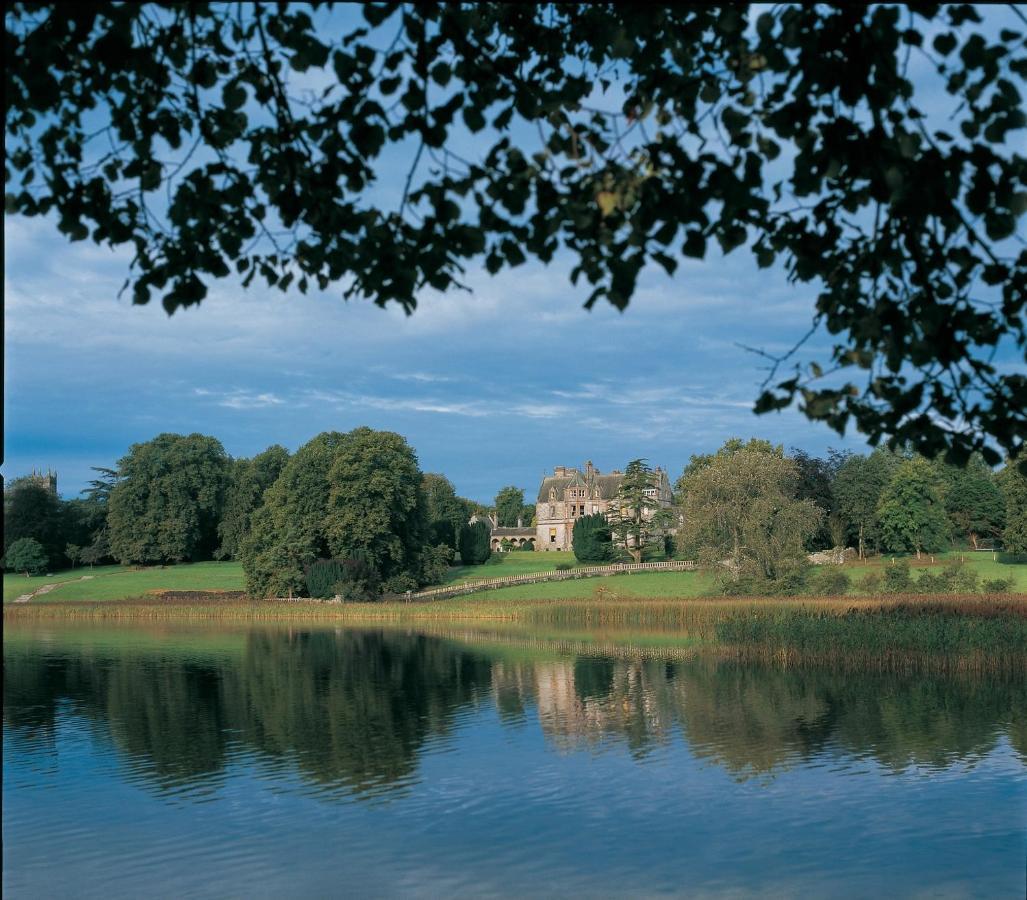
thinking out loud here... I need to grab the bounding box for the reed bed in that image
[6,592,1024,672]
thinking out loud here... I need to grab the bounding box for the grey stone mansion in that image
[488,461,673,552]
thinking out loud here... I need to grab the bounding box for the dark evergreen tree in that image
[573,513,612,563]
[789,448,839,551]
[458,521,492,566]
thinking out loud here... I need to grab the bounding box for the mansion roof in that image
[536,468,624,502]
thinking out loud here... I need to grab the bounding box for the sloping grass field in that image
[3,561,245,603]
[3,551,1025,605]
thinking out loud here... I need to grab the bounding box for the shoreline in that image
[6,593,1026,674]
[6,590,1026,618]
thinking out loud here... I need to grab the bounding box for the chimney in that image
[585,460,594,477]
[555,466,566,477]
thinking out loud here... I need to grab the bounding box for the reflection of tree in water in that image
[4,631,1026,798]
[224,630,493,793]
[3,630,493,797]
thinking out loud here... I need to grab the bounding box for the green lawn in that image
[3,550,1024,606]
[446,550,580,585]
[3,561,245,603]
[450,550,1027,601]
[455,569,719,601]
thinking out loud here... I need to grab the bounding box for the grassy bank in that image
[3,561,246,603]
[4,551,1025,606]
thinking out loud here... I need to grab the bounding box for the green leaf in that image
[463,106,485,132]
[222,81,246,110]
[682,230,706,258]
[932,32,957,55]
[431,62,451,87]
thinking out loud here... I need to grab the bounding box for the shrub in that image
[418,543,453,586]
[983,577,1015,592]
[382,573,418,594]
[719,574,773,596]
[663,534,676,557]
[810,566,851,596]
[858,571,884,595]
[305,559,346,598]
[519,540,535,551]
[945,562,979,593]
[305,557,380,600]
[458,521,492,565]
[916,562,980,594]
[573,513,612,563]
[883,561,913,593]
[773,559,811,595]
[916,571,948,593]
[4,537,49,576]
[555,562,574,571]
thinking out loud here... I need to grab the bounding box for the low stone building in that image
[534,461,672,551]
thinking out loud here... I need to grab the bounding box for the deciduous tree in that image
[495,485,531,527]
[216,445,290,559]
[3,478,65,566]
[108,433,230,563]
[421,473,469,550]
[999,461,1027,553]
[4,537,49,576]
[831,448,901,559]
[936,455,1005,549]
[677,441,824,578]
[876,458,951,557]
[241,428,426,597]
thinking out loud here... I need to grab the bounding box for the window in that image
[549,528,557,544]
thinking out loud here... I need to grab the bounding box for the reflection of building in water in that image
[492,659,673,753]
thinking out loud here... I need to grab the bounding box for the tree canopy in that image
[421,472,468,549]
[216,444,290,559]
[4,536,50,576]
[6,4,1025,465]
[831,448,902,559]
[107,432,230,563]
[999,461,1027,553]
[677,440,824,578]
[3,479,65,565]
[606,459,672,564]
[876,457,951,556]
[494,485,532,527]
[241,427,426,596]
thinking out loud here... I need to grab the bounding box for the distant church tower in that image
[28,468,58,496]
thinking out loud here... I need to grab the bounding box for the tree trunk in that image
[858,522,865,561]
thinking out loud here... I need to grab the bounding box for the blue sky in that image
[4,6,1023,503]
[5,210,881,502]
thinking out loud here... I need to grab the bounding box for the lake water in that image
[4,623,1026,898]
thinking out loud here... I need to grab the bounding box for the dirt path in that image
[13,574,95,603]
